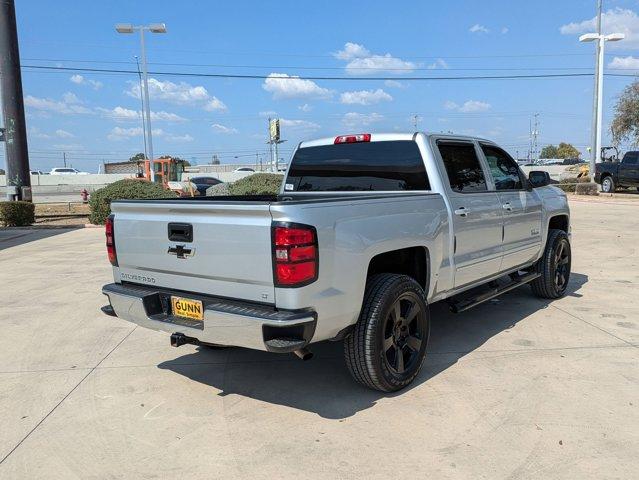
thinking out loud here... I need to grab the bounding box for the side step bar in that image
[449,272,541,313]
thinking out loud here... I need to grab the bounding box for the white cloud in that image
[501,27,509,34]
[469,24,490,34]
[211,123,238,134]
[384,80,406,89]
[24,94,91,115]
[279,118,321,131]
[165,133,194,142]
[259,110,278,117]
[107,126,163,141]
[445,100,492,113]
[98,106,186,123]
[333,42,416,75]
[55,129,74,138]
[340,88,393,105]
[29,127,51,139]
[52,143,84,151]
[608,56,639,69]
[427,58,449,69]
[262,73,333,100]
[126,78,227,110]
[560,8,639,49]
[299,103,312,112]
[342,112,384,129]
[69,74,103,90]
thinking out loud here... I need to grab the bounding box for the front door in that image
[436,140,504,288]
[620,152,639,186]
[480,143,542,271]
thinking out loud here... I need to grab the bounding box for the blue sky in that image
[3,0,639,172]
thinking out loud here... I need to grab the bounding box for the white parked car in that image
[233,167,255,173]
[49,167,89,175]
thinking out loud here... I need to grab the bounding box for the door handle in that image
[454,207,470,217]
[502,203,513,211]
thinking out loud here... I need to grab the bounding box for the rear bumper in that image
[102,283,316,352]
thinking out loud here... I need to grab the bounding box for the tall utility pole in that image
[134,55,148,161]
[532,113,539,161]
[589,0,603,177]
[412,114,420,131]
[0,0,31,201]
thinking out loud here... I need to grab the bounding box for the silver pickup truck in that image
[102,132,570,392]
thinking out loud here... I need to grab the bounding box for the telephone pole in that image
[0,0,31,200]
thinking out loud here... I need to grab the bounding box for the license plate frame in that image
[170,296,204,322]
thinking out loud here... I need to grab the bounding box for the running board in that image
[448,272,541,313]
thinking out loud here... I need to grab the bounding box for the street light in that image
[115,22,166,182]
[579,31,624,178]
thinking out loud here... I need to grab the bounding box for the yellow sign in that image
[269,118,280,142]
[171,296,204,321]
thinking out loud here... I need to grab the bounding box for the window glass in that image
[437,142,487,192]
[286,141,429,191]
[481,144,523,190]
[623,152,638,164]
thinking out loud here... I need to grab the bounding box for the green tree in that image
[556,142,580,159]
[129,152,146,162]
[611,80,639,146]
[540,145,559,159]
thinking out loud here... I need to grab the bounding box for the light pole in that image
[579,31,624,178]
[115,23,166,182]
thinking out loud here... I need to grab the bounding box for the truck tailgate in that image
[111,200,275,304]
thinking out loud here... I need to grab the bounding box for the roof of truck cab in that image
[298,132,494,148]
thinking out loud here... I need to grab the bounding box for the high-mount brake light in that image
[105,214,118,266]
[272,223,318,287]
[334,133,371,144]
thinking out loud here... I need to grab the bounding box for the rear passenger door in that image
[436,140,504,288]
[620,152,639,186]
[479,143,542,272]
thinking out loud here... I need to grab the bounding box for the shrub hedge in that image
[557,176,592,193]
[89,180,173,225]
[0,201,35,227]
[227,173,283,195]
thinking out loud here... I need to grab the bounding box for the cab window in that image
[480,144,524,190]
[437,141,487,193]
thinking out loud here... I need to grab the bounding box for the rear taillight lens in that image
[105,214,117,266]
[272,223,318,287]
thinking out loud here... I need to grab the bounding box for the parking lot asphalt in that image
[0,199,637,479]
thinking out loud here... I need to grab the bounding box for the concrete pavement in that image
[0,200,637,479]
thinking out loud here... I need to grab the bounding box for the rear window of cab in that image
[285,140,430,192]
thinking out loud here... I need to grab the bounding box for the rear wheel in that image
[601,176,615,193]
[344,274,429,392]
[530,229,571,299]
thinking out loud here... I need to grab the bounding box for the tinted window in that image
[437,142,487,193]
[191,177,221,185]
[481,144,523,190]
[286,141,429,192]
[623,152,639,164]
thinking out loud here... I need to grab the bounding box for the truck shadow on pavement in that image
[0,227,82,251]
[158,272,588,419]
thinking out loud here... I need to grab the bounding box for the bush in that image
[228,173,283,195]
[206,182,231,196]
[0,201,35,227]
[89,180,173,225]
[557,176,591,193]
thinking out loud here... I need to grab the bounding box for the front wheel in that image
[530,229,571,299]
[601,176,615,193]
[344,274,429,392]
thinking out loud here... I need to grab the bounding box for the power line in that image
[21,64,625,81]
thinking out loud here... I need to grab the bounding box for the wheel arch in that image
[366,246,430,293]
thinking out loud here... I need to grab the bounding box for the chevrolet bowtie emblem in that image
[167,245,194,259]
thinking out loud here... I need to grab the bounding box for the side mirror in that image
[528,170,550,188]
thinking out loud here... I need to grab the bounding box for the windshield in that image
[285,140,430,192]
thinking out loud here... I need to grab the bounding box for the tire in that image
[530,229,571,299]
[601,176,615,193]
[344,274,430,392]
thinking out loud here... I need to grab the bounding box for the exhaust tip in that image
[293,347,313,361]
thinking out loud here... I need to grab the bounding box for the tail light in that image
[334,133,371,144]
[105,214,118,266]
[272,223,318,287]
